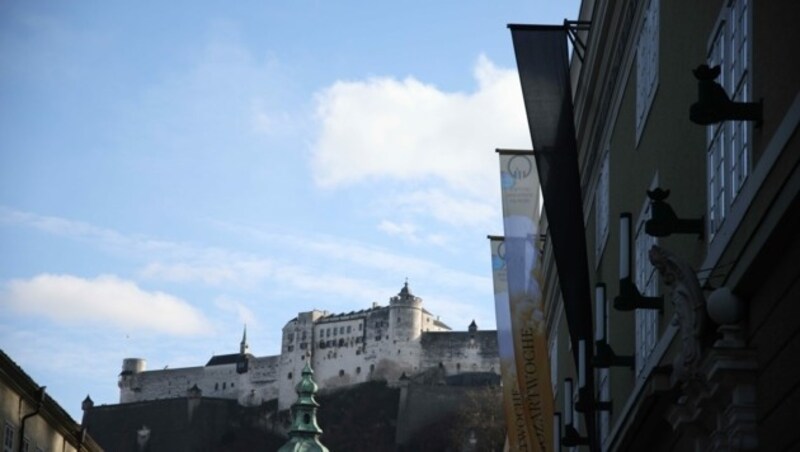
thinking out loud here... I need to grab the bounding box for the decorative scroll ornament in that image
[649,245,705,382]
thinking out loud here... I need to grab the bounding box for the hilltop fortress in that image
[118,283,500,410]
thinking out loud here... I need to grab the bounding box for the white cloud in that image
[378,220,420,242]
[214,295,257,327]
[392,188,498,229]
[140,259,272,287]
[310,54,530,202]
[2,274,211,336]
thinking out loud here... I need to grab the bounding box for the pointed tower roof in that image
[278,363,329,452]
[240,324,249,355]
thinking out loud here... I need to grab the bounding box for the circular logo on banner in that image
[491,255,505,271]
[506,155,533,180]
[492,241,506,271]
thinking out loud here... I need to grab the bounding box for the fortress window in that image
[356,367,361,374]
[287,333,294,342]
[223,382,227,389]
[339,369,344,377]
[288,372,292,380]
[287,345,294,352]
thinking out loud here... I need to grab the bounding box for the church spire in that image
[240,324,249,355]
[278,363,329,452]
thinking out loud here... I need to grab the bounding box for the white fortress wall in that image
[118,284,501,411]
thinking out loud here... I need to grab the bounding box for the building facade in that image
[1,350,103,452]
[118,283,500,411]
[514,0,799,450]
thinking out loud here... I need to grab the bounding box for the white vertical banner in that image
[498,150,553,452]
[489,236,531,451]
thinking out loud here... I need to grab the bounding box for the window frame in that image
[706,0,752,241]
[635,0,660,143]
[2,421,14,452]
[634,178,661,378]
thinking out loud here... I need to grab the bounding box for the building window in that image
[598,368,611,445]
[707,0,751,239]
[359,323,363,330]
[215,383,219,391]
[3,422,14,452]
[370,364,375,373]
[347,326,352,333]
[223,382,226,390]
[287,372,293,380]
[339,369,345,377]
[595,151,610,265]
[287,345,294,352]
[549,336,558,397]
[636,0,660,141]
[634,200,660,378]
[340,327,345,334]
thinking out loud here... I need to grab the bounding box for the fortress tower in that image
[118,358,146,403]
[388,281,424,343]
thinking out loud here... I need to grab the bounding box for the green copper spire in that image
[278,362,329,452]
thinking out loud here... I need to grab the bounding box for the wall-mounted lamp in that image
[614,213,664,311]
[562,378,590,447]
[644,188,704,239]
[593,283,635,369]
[574,339,613,413]
[690,64,762,127]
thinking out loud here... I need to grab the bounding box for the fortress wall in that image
[420,331,500,375]
[240,355,280,405]
[120,291,501,412]
[201,364,241,399]
[122,366,206,402]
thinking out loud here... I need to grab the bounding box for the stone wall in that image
[420,331,499,376]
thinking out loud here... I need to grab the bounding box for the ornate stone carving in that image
[648,245,705,382]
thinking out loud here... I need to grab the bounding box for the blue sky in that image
[0,0,579,420]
